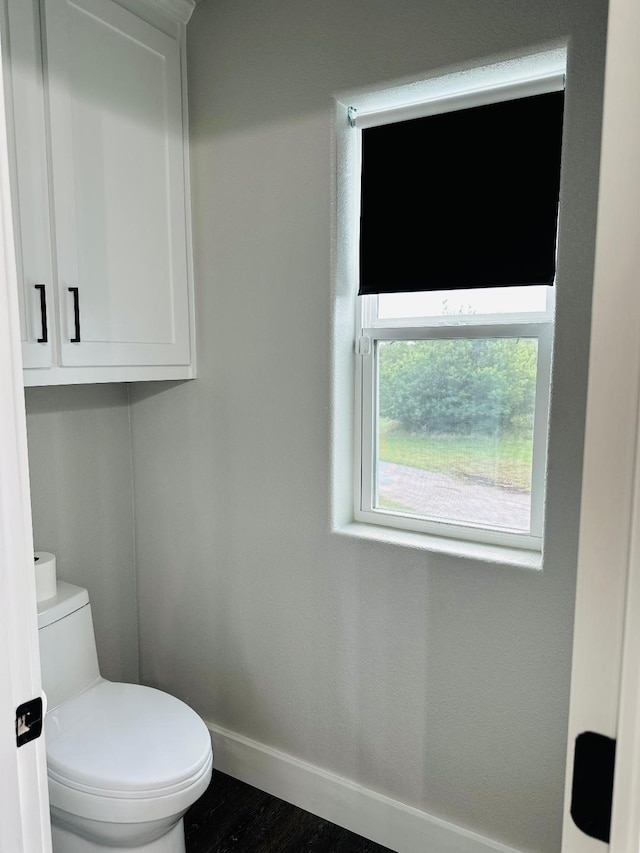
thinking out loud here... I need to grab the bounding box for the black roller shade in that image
[358,90,564,295]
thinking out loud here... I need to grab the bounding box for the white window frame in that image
[355,294,554,550]
[349,65,564,552]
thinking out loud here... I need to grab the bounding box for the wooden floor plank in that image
[185,771,396,853]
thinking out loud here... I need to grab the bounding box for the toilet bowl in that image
[38,581,213,852]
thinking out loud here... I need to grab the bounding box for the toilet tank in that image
[38,581,102,711]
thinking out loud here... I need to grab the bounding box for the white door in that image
[0,15,52,849]
[561,0,640,849]
[43,0,191,369]
[0,0,54,371]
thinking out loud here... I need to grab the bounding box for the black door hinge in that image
[15,697,43,748]
[571,731,616,843]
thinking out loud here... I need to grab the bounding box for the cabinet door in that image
[43,0,191,368]
[1,0,54,370]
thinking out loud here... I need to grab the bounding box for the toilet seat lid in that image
[45,681,212,798]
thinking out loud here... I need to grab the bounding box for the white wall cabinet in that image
[1,0,196,385]
[1,0,55,372]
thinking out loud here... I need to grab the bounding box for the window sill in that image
[335,521,543,571]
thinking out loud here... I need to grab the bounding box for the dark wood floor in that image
[184,771,396,853]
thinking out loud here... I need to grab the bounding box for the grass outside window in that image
[379,421,533,493]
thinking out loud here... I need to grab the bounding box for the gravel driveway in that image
[378,461,531,531]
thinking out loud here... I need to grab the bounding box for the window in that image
[349,64,565,551]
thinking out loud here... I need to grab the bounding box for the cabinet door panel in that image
[2,0,54,370]
[44,0,190,367]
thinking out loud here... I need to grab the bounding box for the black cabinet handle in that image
[68,287,81,342]
[34,284,47,343]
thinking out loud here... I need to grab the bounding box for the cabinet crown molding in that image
[140,0,195,24]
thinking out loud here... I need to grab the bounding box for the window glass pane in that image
[377,286,549,320]
[376,337,538,532]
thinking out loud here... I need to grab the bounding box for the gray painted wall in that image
[127,2,608,851]
[25,384,138,685]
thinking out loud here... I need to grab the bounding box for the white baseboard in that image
[205,721,522,853]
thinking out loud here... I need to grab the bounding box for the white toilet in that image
[37,580,213,853]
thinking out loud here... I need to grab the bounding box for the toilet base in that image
[51,816,186,853]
